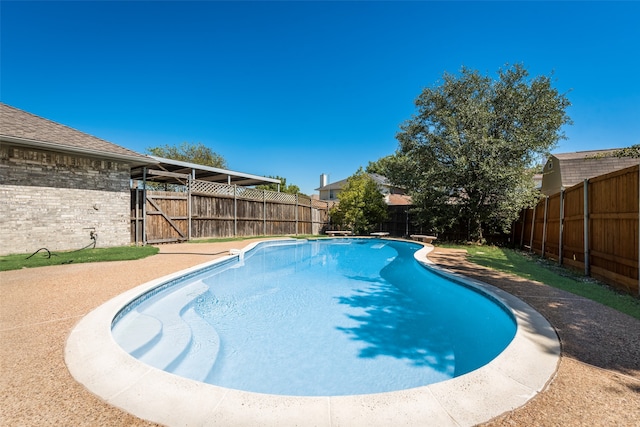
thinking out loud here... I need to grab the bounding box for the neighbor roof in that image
[386,194,412,206]
[316,173,395,191]
[554,149,638,187]
[0,103,153,166]
[541,149,639,195]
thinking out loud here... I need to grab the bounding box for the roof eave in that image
[0,134,157,167]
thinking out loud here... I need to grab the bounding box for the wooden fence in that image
[514,164,639,296]
[131,180,334,245]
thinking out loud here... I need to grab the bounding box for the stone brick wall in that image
[0,143,132,255]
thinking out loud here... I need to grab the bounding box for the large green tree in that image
[330,168,388,235]
[147,142,227,168]
[393,64,571,241]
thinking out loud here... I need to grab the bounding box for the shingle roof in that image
[0,103,150,162]
[386,194,412,206]
[553,149,638,188]
[552,149,618,160]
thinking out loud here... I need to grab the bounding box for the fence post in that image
[529,203,536,252]
[310,197,313,235]
[559,189,565,265]
[541,197,549,258]
[142,167,147,246]
[187,172,193,241]
[584,179,590,277]
[519,210,526,248]
[406,208,410,237]
[295,194,299,235]
[263,190,267,236]
[234,184,237,237]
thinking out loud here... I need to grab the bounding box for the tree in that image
[330,168,389,234]
[255,176,303,195]
[614,144,640,158]
[147,142,227,168]
[393,64,571,242]
[366,155,396,176]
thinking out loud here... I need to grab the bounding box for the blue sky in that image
[2,1,639,195]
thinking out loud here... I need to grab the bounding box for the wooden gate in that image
[141,191,189,244]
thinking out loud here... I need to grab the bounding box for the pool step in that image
[135,281,209,371]
[111,311,162,358]
[169,307,220,382]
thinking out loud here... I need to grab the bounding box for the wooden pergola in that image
[130,156,282,245]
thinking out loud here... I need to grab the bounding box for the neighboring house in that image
[533,173,543,190]
[541,149,639,196]
[316,173,408,204]
[0,103,156,255]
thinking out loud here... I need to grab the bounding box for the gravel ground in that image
[1,240,638,426]
[428,247,640,427]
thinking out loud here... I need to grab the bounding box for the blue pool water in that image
[112,239,516,396]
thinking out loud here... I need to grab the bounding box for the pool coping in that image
[65,239,561,427]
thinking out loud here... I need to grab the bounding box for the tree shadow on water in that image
[335,274,455,375]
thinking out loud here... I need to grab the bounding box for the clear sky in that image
[2,1,639,195]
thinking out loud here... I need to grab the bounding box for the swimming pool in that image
[111,238,516,396]
[66,238,560,426]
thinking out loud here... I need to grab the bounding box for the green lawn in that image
[0,246,159,271]
[0,236,316,271]
[439,244,640,320]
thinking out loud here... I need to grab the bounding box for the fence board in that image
[531,198,546,255]
[519,164,638,296]
[562,183,585,266]
[136,182,333,241]
[545,193,561,261]
[588,166,639,294]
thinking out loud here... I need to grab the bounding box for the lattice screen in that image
[189,179,304,205]
[189,180,235,196]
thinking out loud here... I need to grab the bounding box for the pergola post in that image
[188,170,194,241]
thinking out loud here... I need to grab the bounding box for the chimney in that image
[320,173,329,188]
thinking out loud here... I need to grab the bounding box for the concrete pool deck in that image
[1,239,639,425]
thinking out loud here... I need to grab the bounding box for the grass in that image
[0,246,159,272]
[439,243,640,320]
[0,236,319,271]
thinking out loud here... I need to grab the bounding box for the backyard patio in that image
[1,240,638,426]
